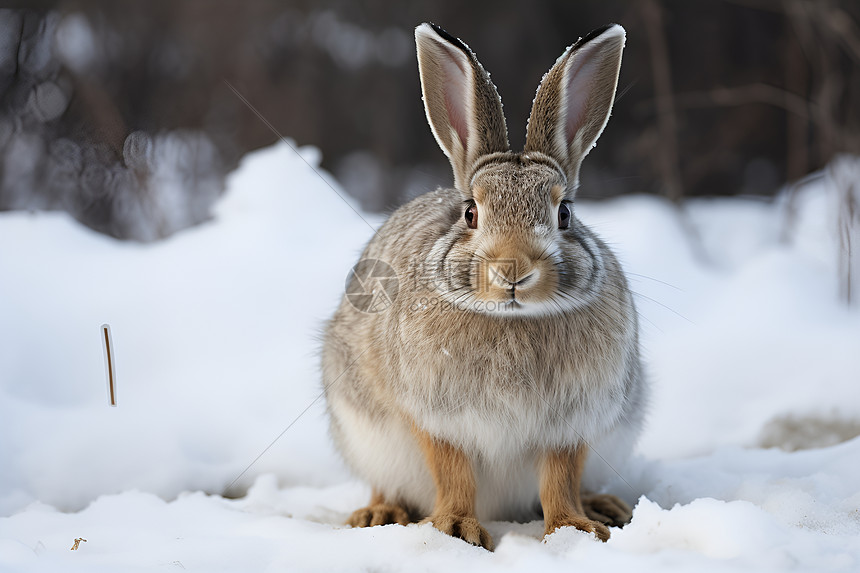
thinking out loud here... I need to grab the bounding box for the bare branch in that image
[817,4,860,63]
[670,83,813,119]
[721,0,785,13]
[640,0,683,203]
[832,156,860,306]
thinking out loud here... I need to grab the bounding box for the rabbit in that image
[321,22,646,550]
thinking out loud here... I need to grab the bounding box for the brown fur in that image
[540,445,610,541]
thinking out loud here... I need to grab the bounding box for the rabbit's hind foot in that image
[583,493,632,528]
[346,490,411,528]
[420,514,494,551]
[544,513,611,542]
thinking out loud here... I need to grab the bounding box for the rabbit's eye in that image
[465,204,478,229]
[558,202,571,229]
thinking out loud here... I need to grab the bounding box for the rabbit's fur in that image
[322,23,646,549]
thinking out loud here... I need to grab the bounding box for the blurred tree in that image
[0,0,857,239]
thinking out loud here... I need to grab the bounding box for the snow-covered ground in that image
[1,142,858,572]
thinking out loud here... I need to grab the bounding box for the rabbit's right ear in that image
[415,23,510,193]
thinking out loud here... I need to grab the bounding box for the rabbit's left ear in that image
[525,24,625,190]
[415,23,510,193]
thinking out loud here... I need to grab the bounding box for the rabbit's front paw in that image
[544,514,611,542]
[583,493,632,527]
[422,514,494,550]
[347,503,410,527]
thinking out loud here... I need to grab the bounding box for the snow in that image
[1,142,859,571]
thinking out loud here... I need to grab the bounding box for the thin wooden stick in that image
[101,324,117,407]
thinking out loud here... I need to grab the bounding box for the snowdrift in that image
[1,142,858,571]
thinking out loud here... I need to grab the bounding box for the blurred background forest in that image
[1,0,858,241]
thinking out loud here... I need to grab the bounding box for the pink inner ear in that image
[564,45,602,147]
[439,47,471,152]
